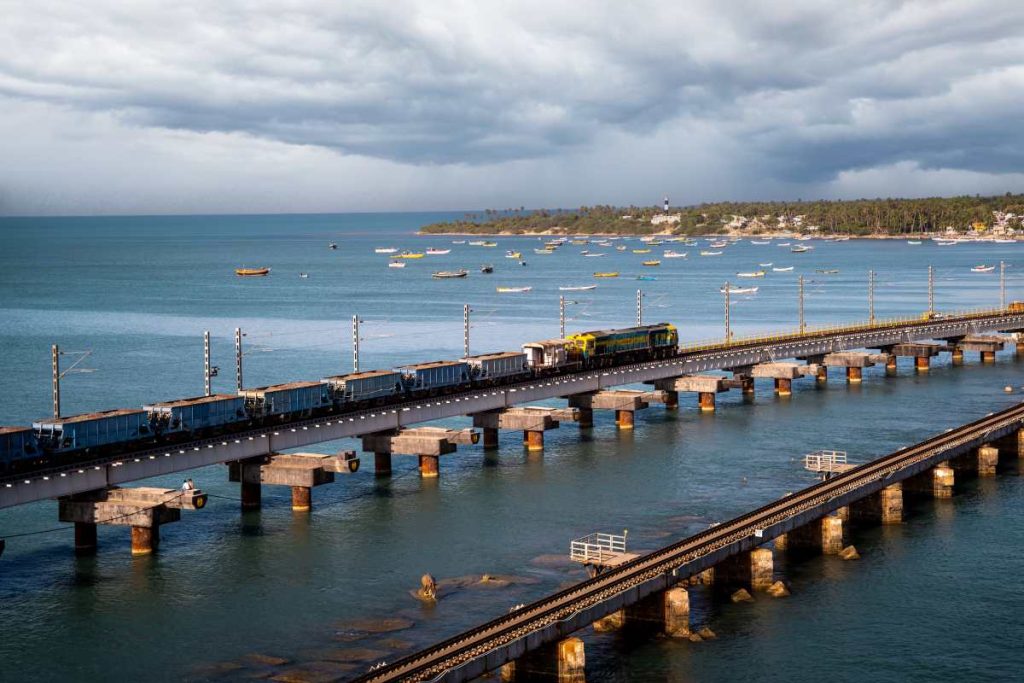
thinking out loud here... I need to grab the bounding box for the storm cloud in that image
[1,0,1023,214]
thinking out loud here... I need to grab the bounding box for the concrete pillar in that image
[915,356,930,372]
[664,586,690,637]
[790,516,843,554]
[846,366,862,383]
[483,427,499,449]
[557,637,585,682]
[74,522,98,555]
[418,454,439,478]
[616,409,635,430]
[525,430,545,451]
[1016,341,1024,356]
[699,392,716,412]
[816,365,828,383]
[934,462,955,497]
[374,452,392,477]
[130,525,158,556]
[834,505,850,522]
[577,407,594,429]
[664,390,679,410]
[774,378,792,396]
[774,533,787,551]
[885,355,898,375]
[714,548,773,591]
[741,377,755,398]
[240,480,261,510]
[977,445,999,477]
[237,457,264,510]
[851,483,902,524]
[291,486,311,511]
[952,348,964,365]
[982,350,996,364]
[1017,428,1024,458]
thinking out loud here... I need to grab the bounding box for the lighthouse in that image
[663,196,669,212]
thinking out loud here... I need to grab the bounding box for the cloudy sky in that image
[1,0,1023,215]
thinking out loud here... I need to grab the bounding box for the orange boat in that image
[235,267,270,277]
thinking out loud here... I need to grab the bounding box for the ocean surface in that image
[0,213,1022,682]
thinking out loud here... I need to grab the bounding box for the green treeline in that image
[419,193,1024,235]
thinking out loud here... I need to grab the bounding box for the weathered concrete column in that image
[374,452,392,477]
[816,365,827,383]
[1017,341,1024,356]
[885,355,898,374]
[557,638,585,682]
[524,430,545,451]
[664,390,679,410]
[131,525,159,556]
[951,347,964,365]
[851,483,902,524]
[774,533,788,551]
[981,350,996,364]
[916,355,930,372]
[977,444,999,477]
[699,392,716,412]
[774,378,792,396]
[592,609,625,632]
[616,409,635,430]
[291,486,312,512]
[664,586,691,637]
[229,457,265,510]
[714,548,773,591]
[483,427,499,449]
[739,377,755,399]
[789,516,843,554]
[419,454,440,478]
[846,366,862,383]
[834,505,850,522]
[508,637,586,682]
[74,522,98,555]
[577,407,594,429]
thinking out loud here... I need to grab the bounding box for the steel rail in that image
[5,309,1021,487]
[353,401,1024,682]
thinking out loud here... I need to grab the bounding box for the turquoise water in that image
[0,214,1022,682]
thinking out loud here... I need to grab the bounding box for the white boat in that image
[584,253,606,257]
[934,239,957,246]
[497,286,532,293]
[791,245,812,253]
[615,245,627,251]
[388,261,406,269]
[720,285,759,294]
[468,240,488,246]
[995,239,1015,244]
[534,248,554,255]
[737,270,766,278]
[759,262,773,267]
[700,250,723,256]
[375,247,398,254]
[971,265,996,273]
[777,242,791,247]
[299,272,309,278]
[663,251,687,258]
[452,240,466,244]
[709,241,728,248]
[426,248,451,255]
[750,240,771,245]
[559,284,597,291]
[907,240,922,245]
[772,266,794,272]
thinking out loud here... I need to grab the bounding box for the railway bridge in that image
[2,306,1024,553]
[349,401,1024,683]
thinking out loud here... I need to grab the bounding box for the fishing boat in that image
[299,272,309,278]
[388,261,406,269]
[709,241,728,248]
[772,266,794,272]
[721,285,759,294]
[497,286,532,293]
[935,239,956,246]
[815,268,839,274]
[616,245,627,251]
[642,260,661,266]
[907,240,922,245]
[468,240,488,246]
[426,247,451,255]
[452,240,466,244]
[235,267,270,277]
[395,251,425,259]
[593,272,620,278]
[328,242,338,250]
[777,242,791,247]
[636,275,657,281]
[584,253,606,257]
[481,241,498,247]
[791,245,812,253]
[375,247,398,254]
[750,240,771,245]
[759,262,773,267]
[700,250,723,256]
[505,250,522,259]
[570,239,589,246]
[971,265,996,273]
[534,248,554,255]
[432,270,468,278]
[480,264,494,273]
[559,284,597,291]
[663,250,687,258]
[632,248,652,254]
[736,270,766,278]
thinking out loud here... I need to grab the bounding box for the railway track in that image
[352,401,1024,682]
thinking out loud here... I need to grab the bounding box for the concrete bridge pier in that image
[656,376,728,412]
[908,461,955,498]
[482,427,499,449]
[361,428,477,479]
[788,516,844,555]
[567,391,648,430]
[473,407,575,452]
[228,456,269,510]
[713,548,774,592]
[501,636,585,682]
[891,343,942,373]
[59,486,207,556]
[952,444,999,477]
[822,352,878,384]
[614,586,691,638]
[751,362,815,397]
[850,483,903,524]
[228,452,356,511]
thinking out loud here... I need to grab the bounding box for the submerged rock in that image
[687,633,704,643]
[697,626,717,640]
[730,588,754,603]
[241,653,290,667]
[839,545,861,560]
[766,580,790,598]
[335,616,414,637]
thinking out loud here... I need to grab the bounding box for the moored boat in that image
[791,245,812,253]
[559,284,597,291]
[395,251,425,259]
[328,242,338,250]
[426,247,451,255]
[907,240,922,245]
[700,250,723,256]
[632,248,652,254]
[480,264,494,273]
[432,270,468,278]
[388,261,406,269]
[642,260,661,266]
[496,286,532,293]
[663,250,687,258]
[772,266,794,272]
[235,267,270,277]
[971,265,995,273]
[736,270,766,278]
[593,272,620,278]
[375,247,398,254]
[721,285,758,294]
[505,250,522,259]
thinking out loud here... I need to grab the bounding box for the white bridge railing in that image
[570,531,628,564]
[804,450,849,473]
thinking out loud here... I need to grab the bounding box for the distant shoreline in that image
[415,230,1008,241]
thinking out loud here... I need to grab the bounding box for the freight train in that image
[0,323,678,474]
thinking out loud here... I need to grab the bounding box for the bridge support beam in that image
[619,586,691,637]
[982,350,996,364]
[228,456,267,510]
[789,516,844,555]
[663,390,680,410]
[473,407,575,452]
[229,452,355,511]
[577,407,594,429]
[419,454,439,478]
[909,461,955,497]
[952,348,964,365]
[846,367,862,383]
[714,548,774,591]
[851,483,903,524]
[483,427,499,449]
[885,354,898,374]
[775,378,792,396]
[374,452,392,477]
[567,391,648,430]
[977,445,999,477]
[816,365,827,383]
[915,356,930,372]
[502,636,585,682]
[361,427,477,479]
[59,486,206,556]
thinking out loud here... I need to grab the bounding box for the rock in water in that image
[766,580,790,598]
[730,588,754,603]
[687,633,704,643]
[839,545,861,560]
[697,626,717,639]
[416,573,437,601]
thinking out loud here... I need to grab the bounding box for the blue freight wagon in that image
[145,394,247,435]
[33,408,152,454]
[399,360,470,392]
[461,351,529,381]
[0,426,39,472]
[239,381,332,417]
[322,370,404,403]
